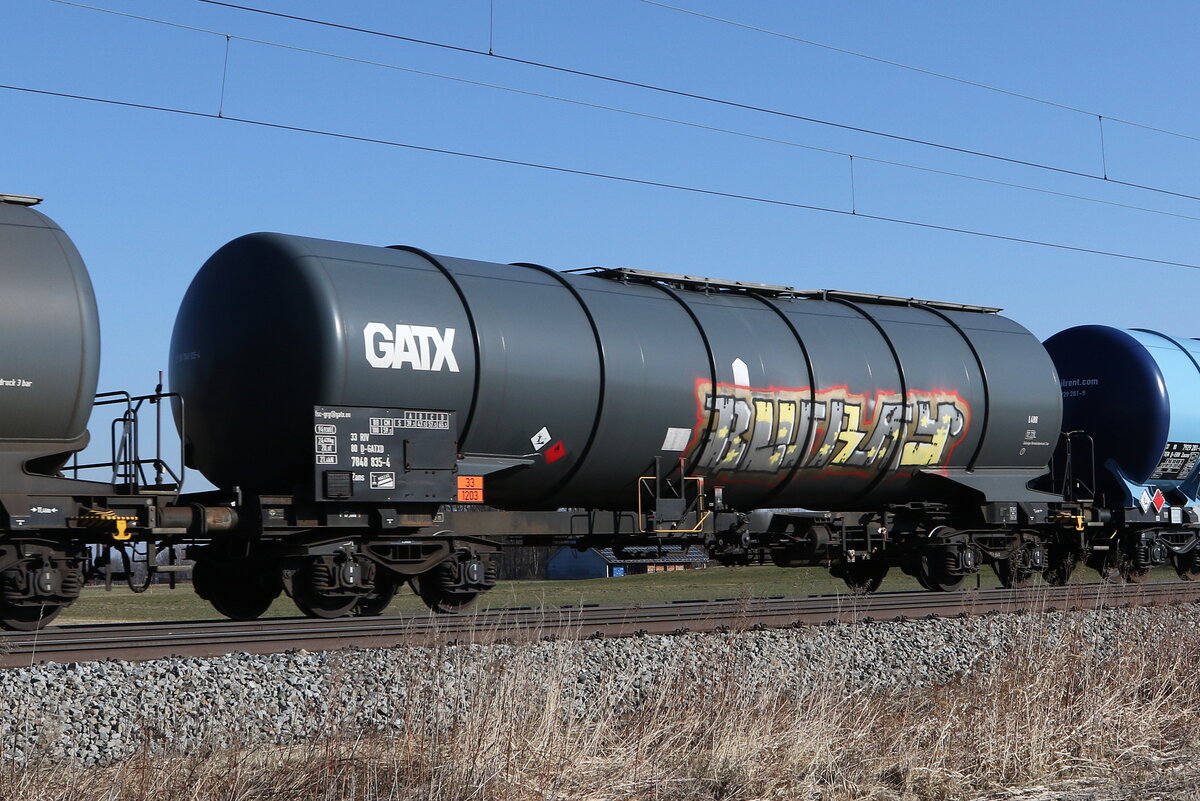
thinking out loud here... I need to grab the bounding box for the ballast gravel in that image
[1,602,1198,764]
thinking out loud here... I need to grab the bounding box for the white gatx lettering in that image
[364,322,394,368]
[393,325,422,370]
[363,323,460,372]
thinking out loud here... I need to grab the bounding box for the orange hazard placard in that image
[456,475,484,503]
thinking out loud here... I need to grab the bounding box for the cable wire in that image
[190,0,1200,204]
[5,79,1200,273]
[43,0,1200,224]
[638,0,1200,146]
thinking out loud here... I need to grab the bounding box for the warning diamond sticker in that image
[530,427,552,451]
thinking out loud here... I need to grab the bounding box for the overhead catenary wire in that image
[637,0,1200,146]
[41,0,1200,225]
[189,0,1200,205]
[6,79,1200,274]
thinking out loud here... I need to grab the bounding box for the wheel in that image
[993,557,1036,588]
[193,555,282,620]
[290,561,360,619]
[293,592,360,619]
[1120,559,1152,583]
[412,560,480,614]
[918,551,967,592]
[837,560,888,595]
[209,589,277,620]
[1043,549,1078,585]
[412,571,478,614]
[1097,556,1123,583]
[1174,551,1200,581]
[0,601,64,631]
[353,579,399,617]
[1089,550,1139,584]
[192,555,283,621]
[901,554,932,590]
[0,551,84,630]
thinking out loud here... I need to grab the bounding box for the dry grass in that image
[4,611,1200,801]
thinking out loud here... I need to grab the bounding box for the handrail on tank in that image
[570,266,1002,313]
[69,382,187,504]
[637,476,710,534]
[637,457,710,534]
[1052,430,1096,503]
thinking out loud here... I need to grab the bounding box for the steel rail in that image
[1,582,1196,668]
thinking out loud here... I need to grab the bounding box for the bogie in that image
[0,541,87,631]
[411,551,499,614]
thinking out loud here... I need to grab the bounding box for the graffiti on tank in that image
[691,382,970,475]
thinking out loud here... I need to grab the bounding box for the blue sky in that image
[5,0,1200,466]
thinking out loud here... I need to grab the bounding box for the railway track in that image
[1,581,1197,668]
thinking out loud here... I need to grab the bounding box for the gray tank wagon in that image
[172,233,1063,511]
[0,198,100,474]
[169,232,1068,606]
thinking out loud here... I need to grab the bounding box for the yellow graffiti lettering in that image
[692,381,970,475]
[830,403,866,464]
[901,403,957,466]
[776,399,797,466]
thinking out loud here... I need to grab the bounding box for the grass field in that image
[57,562,1163,624]
[63,564,890,622]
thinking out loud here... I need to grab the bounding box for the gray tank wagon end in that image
[0,197,100,477]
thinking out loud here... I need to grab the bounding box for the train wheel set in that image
[2,194,1199,630]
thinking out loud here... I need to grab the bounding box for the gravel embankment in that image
[2,603,1198,765]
